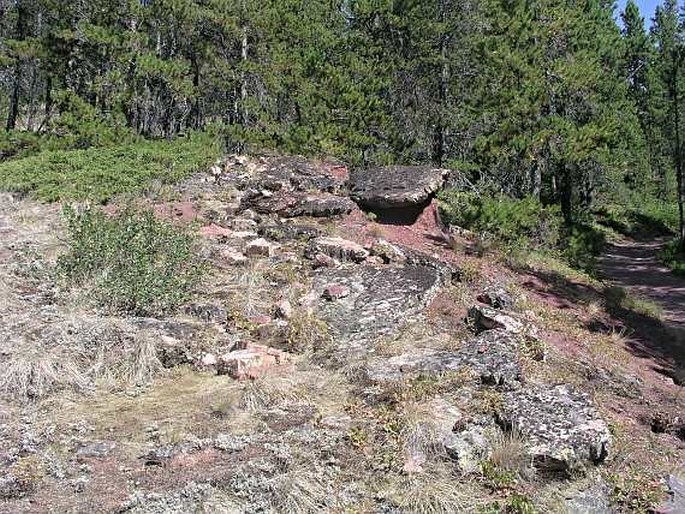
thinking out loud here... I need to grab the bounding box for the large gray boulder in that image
[498,384,611,473]
[349,166,449,209]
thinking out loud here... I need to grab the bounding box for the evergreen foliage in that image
[0,0,684,246]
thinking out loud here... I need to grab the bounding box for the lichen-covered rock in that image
[477,285,514,310]
[285,194,356,218]
[370,239,407,264]
[240,190,355,218]
[457,329,521,387]
[564,478,614,514]
[305,236,369,263]
[468,305,524,334]
[349,166,449,209]
[498,384,611,472]
[366,329,521,388]
[184,303,227,324]
[309,264,445,354]
[239,155,348,194]
[258,223,321,242]
[444,424,495,474]
[659,473,685,514]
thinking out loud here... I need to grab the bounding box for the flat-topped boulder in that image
[240,155,348,194]
[240,190,355,218]
[307,264,445,354]
[366,329,521,388]
[349,165,449,209]
[498,384,611,473]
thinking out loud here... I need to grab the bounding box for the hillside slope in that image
[0,156,683,514]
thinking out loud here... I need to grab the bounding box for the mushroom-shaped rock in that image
[349,166,449,209]
[498,384,611,472]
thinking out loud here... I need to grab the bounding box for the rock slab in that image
[349,166,449,209]
[498,384,611,472]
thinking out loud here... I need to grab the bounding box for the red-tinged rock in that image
[217,343,291,380]
[245,238,278,257]
[200,223,233,238]
[322,284,351,301]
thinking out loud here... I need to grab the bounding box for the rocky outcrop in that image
[366,329,521,389]
[349,165,449,209]
[240,190,355,218]
[308,264,445,354]
[497,384,611,473]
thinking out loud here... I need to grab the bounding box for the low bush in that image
[438,190,562,249]
[560,223,606,271]
[58,206,204,317]
[658,238,685,277]
[0,132,221,203]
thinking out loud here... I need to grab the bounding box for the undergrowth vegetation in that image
[438,190,608,271]
[58,206,204,317]
[0,132,220,203]
[658,238,685,277]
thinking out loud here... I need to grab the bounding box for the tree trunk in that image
[672,58,685,250]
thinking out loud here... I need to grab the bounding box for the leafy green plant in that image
[561,223,606,271]
[658,238,685,277]
[0,132,220,203]
[58,206,204,317]
[438,191,562,250]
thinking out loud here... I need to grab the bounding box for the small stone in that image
[477,286,514,310]
[76,441,116,460]
[306,236,369,263]
[275,300,293,319]
[311,252,338,268]
[217,343,291,380]
[219,247,248,266]
[231,218,258,231]
[468,305,524,334]
[200,353,218,368]
[402,452,427,474]
[200,224,233,239]
[245,238,278,258]
[365,256,384,265]
[322,284,350,301]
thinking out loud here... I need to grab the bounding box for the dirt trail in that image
[598,238,685,325]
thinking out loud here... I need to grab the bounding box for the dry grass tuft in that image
[382,470,482,514]
[268,466,329,514]
[0,345,88,401]
[490,430,532,476]
[240,375,305,412]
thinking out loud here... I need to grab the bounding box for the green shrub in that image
[561,223,606,271]
[0,132,221,203]
[58,206,204,317]
[438,190,562,249]
[658,238,685,277]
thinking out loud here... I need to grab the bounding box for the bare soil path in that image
[598,237,685,380]
[598,238,685,325]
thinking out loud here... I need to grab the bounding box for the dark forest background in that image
[2,0,685,255]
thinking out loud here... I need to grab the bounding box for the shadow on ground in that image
[513,263,685,385]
